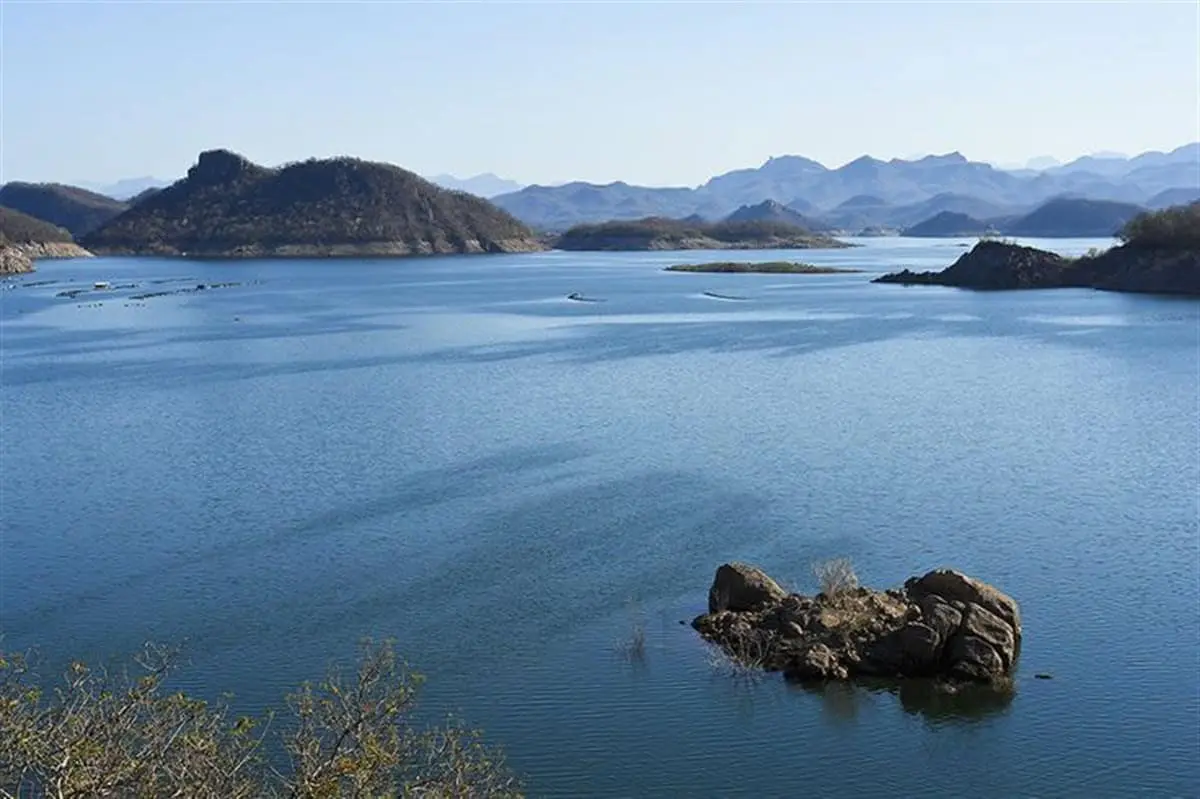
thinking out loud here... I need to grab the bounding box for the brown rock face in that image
[694,563,1021,687]
[707,562,788,614]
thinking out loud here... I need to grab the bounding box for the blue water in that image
[2,238,1198,797]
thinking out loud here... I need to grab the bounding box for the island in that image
[874,204,1199,296]
[80,149,545,258]
[552,217,850,251]
[0,207,93,274]
[695,561,1021,686]
[664,261,862,274]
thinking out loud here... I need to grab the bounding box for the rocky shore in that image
[0,241,93,275]
[875,240,1199,295]
[693,562,1021,686]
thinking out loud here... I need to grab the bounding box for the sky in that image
[2,1,1198,188]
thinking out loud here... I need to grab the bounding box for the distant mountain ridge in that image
[492,143,1199,231]
[425,172,525,198]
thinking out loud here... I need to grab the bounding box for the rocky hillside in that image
[0,183,128,237]
[0,207,92,274]
[554,217,849,251]
[874,204,1200,295]
[82,150,545,258]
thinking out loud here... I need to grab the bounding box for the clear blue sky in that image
[3,1,1197,187]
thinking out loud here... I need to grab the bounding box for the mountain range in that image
[490,144,1199,231]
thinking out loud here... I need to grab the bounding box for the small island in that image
[665,261,862,274]
[874,204,1199,296]
[553,217,851,251]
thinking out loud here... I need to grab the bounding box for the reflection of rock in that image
[793,677,1015,724]
[893,677,1016,722]
[693,563,1021,687]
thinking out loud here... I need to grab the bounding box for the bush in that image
[812,558,858,598]
[1117,203,1200,250]
[0,640,522,798]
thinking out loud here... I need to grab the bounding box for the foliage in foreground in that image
[0,640,521,798]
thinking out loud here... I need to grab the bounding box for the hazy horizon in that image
[4,2,1197,187]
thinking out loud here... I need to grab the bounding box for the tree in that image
[0,640,522,798]
[1117,203,1200,250]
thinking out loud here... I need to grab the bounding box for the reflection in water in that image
[795,678,1014,726]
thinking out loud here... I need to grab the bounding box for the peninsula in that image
[553,217,849,251]
[874,204,1200,296]
[81,150,545,258]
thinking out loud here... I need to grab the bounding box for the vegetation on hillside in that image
[0,183,127,237]
[0,207,74,244]
[82,150,542,257]
[0,640,521,798]
[665,261,861,274]
[1117,202,1200,250]
[555,216,847,251]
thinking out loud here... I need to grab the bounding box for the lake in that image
[2,237,1197,797]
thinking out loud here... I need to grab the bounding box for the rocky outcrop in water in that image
[694,562,1021,686]
[874,241,1200,295]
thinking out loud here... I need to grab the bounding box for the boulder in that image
[694,562,1022,687]
[707,562,787,614]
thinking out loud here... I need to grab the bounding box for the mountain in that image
[84,177,172,200]
[1048,144,1200,179]
[1146,187,1200,210]
[426,172,525,198]
[491,145,1197,231]
[552,217,848,251]
[0,182,128,237]
[724,199,831,232]
[492,181,723,232]
[1001,198,1145,238]
[82,149,543,258]
[902,211,993,238]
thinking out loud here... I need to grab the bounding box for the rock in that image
[694,561,1022,688]
[905,569,1021,635]
[707,562,788,614]
[784,644,848,682]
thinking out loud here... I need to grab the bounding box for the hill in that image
[902,211,993,237]
[0,206,74,244]
[0,182,128,237]
[82,149,544,258]
[0,207,92,274]
[1146,187,1200,210]
[875,204,1200,295]
[553,217,849,251]
[724,200,831,231]
[1000,198,1144,237]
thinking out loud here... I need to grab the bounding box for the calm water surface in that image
[2,238,1198,797]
